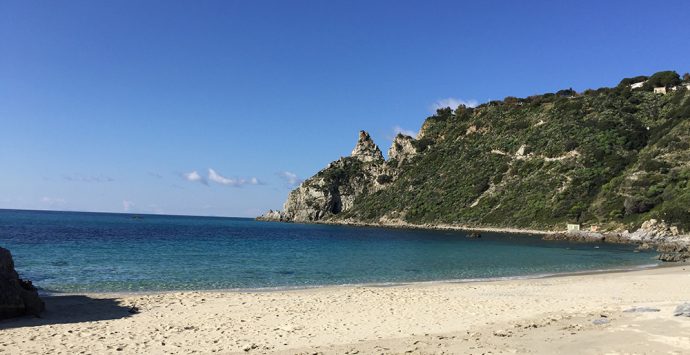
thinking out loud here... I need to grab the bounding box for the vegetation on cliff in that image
[267,70,690,233]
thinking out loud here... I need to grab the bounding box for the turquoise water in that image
[0,209,656,293]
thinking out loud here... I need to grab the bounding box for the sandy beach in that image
[1,266,689,354]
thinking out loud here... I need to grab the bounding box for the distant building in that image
[590,225,599,232]
[654,87,667,94]
[630,82,645,89]
[567,223,581,232]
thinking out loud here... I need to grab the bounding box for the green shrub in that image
[644,70,681,90]
[618,75,648,87]
[376,174,392,184]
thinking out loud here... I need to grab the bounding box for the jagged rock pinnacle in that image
[388,134,418,165]
[351,130,384,162]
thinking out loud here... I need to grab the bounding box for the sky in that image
[1,0,689,217]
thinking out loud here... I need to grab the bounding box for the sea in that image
[0,209,657,293]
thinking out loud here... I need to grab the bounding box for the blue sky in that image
[1,0,689,217]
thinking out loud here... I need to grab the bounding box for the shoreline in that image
[3,265,689,354]
[262,217,561,236]
[39,259,663,298]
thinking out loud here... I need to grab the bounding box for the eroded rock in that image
[0,246,44,319]
[351,131,384,163]
[257,131,389,223]
[388,134,418,167]
[657,243,690,262]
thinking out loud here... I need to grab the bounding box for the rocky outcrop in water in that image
[0,246,44,319]
[542,231,605,243]
[541,219,689,261]
[621,219,681,243]
[620,219,689,261]
[256,209,286,222]
[657,243,690,262]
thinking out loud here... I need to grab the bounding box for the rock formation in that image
[256,209,286,222]
[621,219,680,243]
[350,131,384,163]
[259,130,399,222]
[258,71,690,254]
[657,243,690,262]
[0,247,44,319]
[387,134,418,168]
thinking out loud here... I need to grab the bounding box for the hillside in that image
[260,71,690,235]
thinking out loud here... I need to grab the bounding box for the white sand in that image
[1,266,689,354]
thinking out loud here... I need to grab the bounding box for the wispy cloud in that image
[208,168,261,187]
[181,168,262,187]
[182,171,207,185]
[148,171,163,179]
[278,171,303,188]
[392,125,418,138]
[432,97,479,111]
[62,174,114,183]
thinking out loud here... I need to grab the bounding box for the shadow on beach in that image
[0,295,133,330]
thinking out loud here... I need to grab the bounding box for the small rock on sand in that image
[493,329,512,337]
[673,303,690,317]
[623,306,660,313]
[592,318,610,325]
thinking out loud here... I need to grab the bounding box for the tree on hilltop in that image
[644,70,681,90]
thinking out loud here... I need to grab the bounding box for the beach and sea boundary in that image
[1,265,689,354]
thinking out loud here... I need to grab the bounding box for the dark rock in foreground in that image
[0,246,44,319]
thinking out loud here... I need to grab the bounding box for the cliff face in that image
[259,131,395,222]
[260,72,690,238]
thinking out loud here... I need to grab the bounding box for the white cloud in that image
[278,171,303,187]
[432,97,479,111]
[208,168,261,187]
[393,125,418,138]
[122,200,134,212]
[183,170,207,185]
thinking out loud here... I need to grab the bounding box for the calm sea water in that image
[0,209,656,293]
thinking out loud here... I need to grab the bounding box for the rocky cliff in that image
[0,247,44,319]
[259,71,690,257]
[259,131,397,222]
